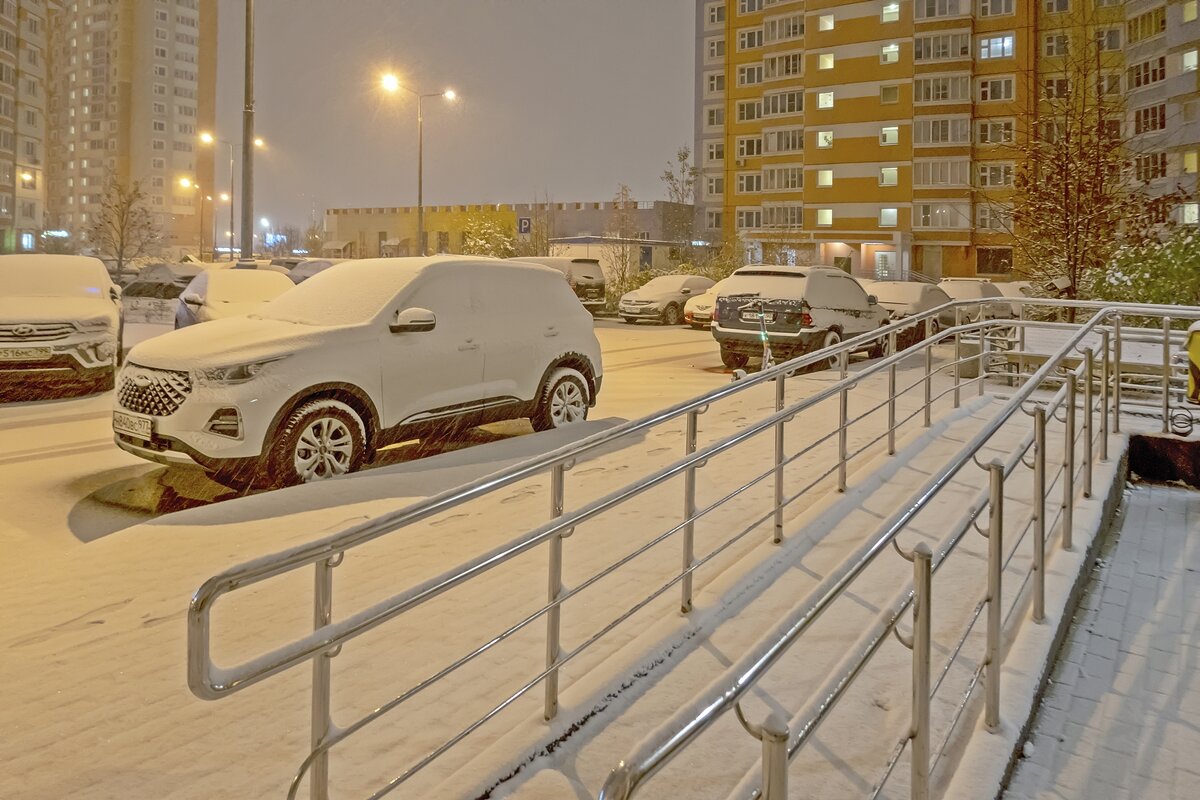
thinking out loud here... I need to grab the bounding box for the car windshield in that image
[941,282,990,300]
[207,271,292,304]
[1,261,109,298]
[719,273,808,300]
[640,275,689,293]
[253,264,415,326]
[871,282,926,305]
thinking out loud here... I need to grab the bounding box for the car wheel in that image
[720,349,749,370]
[531,368,590,432]
[819,329,842,370]
[622,317,636,324]
[661,304,681,326]
[270,399,366,486]
[868,332,888,360]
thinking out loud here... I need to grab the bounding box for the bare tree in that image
[660,145,700,260]
[513,192,558,257]
[302,222,324,257]
[86,179,162,280]
[602,184,640,304]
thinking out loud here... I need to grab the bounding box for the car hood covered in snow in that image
[127,315,356,370]
[0,296,118,324]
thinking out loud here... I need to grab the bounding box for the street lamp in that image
[179,177,209,261]
[380,72,457,256]
[199,131,265,259]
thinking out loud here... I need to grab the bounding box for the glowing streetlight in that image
[179,177,193,189]
[219,193,230,203]
[260,217,270,228]
[178,178,210,261]
[200,132,267,259]
[199,131,215,145]
[381,73,400,93]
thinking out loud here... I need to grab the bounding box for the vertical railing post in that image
[681,410,699,612]
[888,330,898,456]
[1161,316,1172,433]
[924,340,932,428]
[545,462,567,720]
[774,375,786,544]
[310,555,338,800]
[910,542,933,800]
[760,715,789,800]
[1063,374,1076,552]
[1083,352,1094,499]
[978,321,988,397]
[1113,314,1123,433]
[1100,328,1110,462]
[1017,305,1027,387]
[838,351,849,493]
[985,461,1004,733]
[953,307,962,409]
[1032,407,1046,624]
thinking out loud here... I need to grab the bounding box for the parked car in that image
[114,256,604,487]
[0,254,123,392]
[683,277,732,329]
[174,269,295,329]
[939,278,1015,321]
[288,259,339,284]
[994,280,1034,316]
[619,274,716,325]
[711,265,889,369]
[509,257,606,314]
[860,280,956,344]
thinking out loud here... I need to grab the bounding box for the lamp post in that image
[179,178,208,261]
[200,132,264,260]
[380,73,456,256]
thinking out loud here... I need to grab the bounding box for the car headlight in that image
[196,356,288,386]
[77,316,113,331]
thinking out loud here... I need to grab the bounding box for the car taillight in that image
[801,312,813,327]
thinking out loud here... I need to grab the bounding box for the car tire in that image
[818,329,842,370]
[868,329,889,360]
[530,368,590,432]
[721,349,749,370]
[622,317,636,324]
[690,322,707,330]
[269,399,367,487]
[661,304,681,326]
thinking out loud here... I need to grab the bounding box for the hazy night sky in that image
[214,0,696,231]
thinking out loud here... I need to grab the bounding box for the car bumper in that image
[712,325,822,353]
[114,434,201,467]
[684,310,713,325]
[619,305,661,318]
[0,335,117,379]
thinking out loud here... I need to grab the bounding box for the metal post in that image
[759,715,789,800]
[544,462,566,720]
[198,190,206,262]
[888,330,897,455]
[910,542,932,800]
[838,351,849,492]
[228,144,236,260]
[1100,329,1110,461]
[1113,315,1122,434]
[1161,316,1172,433]
[924,342,932,428]
[1063,375,1076,552]
[240,0,255,258]
[985,461,1004,733]
[978,321,988,397]
[1017,305,1026,386]
[1032,407,1046,623]
[774,376,785,543]
[417,95,425,255]
[681,410,698,612]
[1083,353,1094,499]
[310,557,336,800]
[953,307,962,408]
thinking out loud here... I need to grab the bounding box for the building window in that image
[737,64,763,85]
[915,203,970,228]
[977,163,1014,187]
[880,208,898,227]
[1043,0,1067,13]
[976,205,1011,230]
[1135,153,1168,182]
[819,14,835,30]
[915,33,970,61]
[977,247,1013,274]
[1134,103,1167,134]
[764,13,804,42]
[916,0,965,19]
[978,77,1014,101]
[914,159,970,186]
[1043,34,1068,57]
[817,130,834,148]
[764,52,803,79]
[1184,50,1198,73]
[762,204,803,228]
[706,38,725,60]
[765,128,804,153]
[1095,28,1121,52]
[880,167,899,186]
[707,3,725,25]
[706,142,725,162]
[737,136,763,157]
[737,100,762,121]
[1097,74,1121,96]
[763,166,803,191]
[706,73,725,94]
[977,119,1014,144]
[1185,1,1198,22]
[706,210,723,229]
[880,85,900,104]
[881,2,900,22]
[763,90,803,116]
[736,208,762,229]
[880,126,900,145]
[738,0,763,13]
[816,208,833,226]
[736,173,762,193]
[706,107,725,127]
[1127,8,1166,44]
[707,176,725,197]
[881,43,900,63]
[818,53,834,70]
[1182,203,1199,225]
[1043,77,1070,99]
[1184,151,1198,174]
[979,0,1013,16]
[978,34,1014,59]
[816,169,833,187]
[913,117,970,144]
[915,75,970,102]
[738,28,764,49]
[20,232,32,250]
[817,91,834,109]
[1128,56,1167,89]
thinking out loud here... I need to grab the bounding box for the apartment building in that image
[695,0,1200,279]
[0,0,49,253]
[45,0,217,253]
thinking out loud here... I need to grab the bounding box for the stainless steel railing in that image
[187,297,1198,800]
[597,302,1200,800]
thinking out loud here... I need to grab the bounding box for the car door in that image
[378,265,485,430]
[828,274,876,335]
[477,265,555,405]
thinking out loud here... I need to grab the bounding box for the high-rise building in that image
[0,0,49,254]
[695,0,1200,279]
[46,0,217,254]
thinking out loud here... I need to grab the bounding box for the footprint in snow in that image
[430,513,470,527]
[9,598,134,648]
[500,489,538,504]
[574,467,605,476]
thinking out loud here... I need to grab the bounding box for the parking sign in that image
[518,217,532,234]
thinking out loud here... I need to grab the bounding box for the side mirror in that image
[181,292,202,306]
[109,285,122,302]
[390,307,436,333]
[867,294,878,305]
[681,287,692,295]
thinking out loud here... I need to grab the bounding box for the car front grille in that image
[117,365,192,416]
[0,322,76,342]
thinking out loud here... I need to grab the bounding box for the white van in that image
[711,265,889,369]
[113,256,604,487]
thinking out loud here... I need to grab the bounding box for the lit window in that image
[1184,203,1200,225]
[819,53,835,70]
[817,169,833,187]
[819,14,835,30]
[880,126,899,145]
[1185,151,1198,174]
[882,3,900,22]
[880,167,898,186]
[880,208,898,227]
[1185,50,1198,73]
[1185,1,1197,22]
[20,232,33,250]
[817,91,834,109]
[881,43,900,63]
[817,130,834,148]
[817,208,833,226]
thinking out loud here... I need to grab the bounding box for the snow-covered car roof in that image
[188,268,295,303]
[0,254,112,297]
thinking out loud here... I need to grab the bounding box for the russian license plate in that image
[113,411,153,439]
[741,311,775,323]
[0,347,51,361]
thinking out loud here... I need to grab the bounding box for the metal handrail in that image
[596,303,1200,800]
[187,296,1199,800]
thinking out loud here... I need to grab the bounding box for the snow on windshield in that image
[640,275,689,293]
[207,270,293,303]
[1,258,109,298]
[941,282,998,300]
[871,282,925,304]
[254,261,416,326]
[717,273,808,300]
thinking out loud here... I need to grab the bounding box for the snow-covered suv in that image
[0,254,123,393]
[113,256,604,487]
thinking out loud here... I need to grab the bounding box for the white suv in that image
[113,256,604,486]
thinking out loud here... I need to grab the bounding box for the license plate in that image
[741,311,775,323]
[113,411,153,439]
[0,347,51,361]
